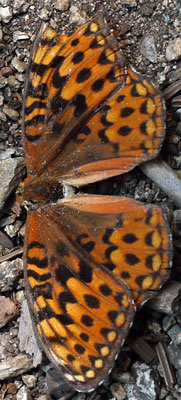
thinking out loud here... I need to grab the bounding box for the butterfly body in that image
[21,13,172,392]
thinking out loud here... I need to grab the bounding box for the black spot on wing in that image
[145,231,154,247]
[140,121,148,135]
[71,38,79,46]
[125,253,140,266]
[81,314,94,327]
[121,271,130,279]
[74,344,85,354]
[72,51,84,64]
[99,284,112,296]
[55,263,75,286]
[73,94,88,117]
[118,126,132,136]
[52,68,67,90]
[145,254,154,269]
[76,68,92,83]
[117,95,125,103]
[105,245,118,261]
[98,128,109,143]
[79,259,93,283]
[80,332,89,342]
[27,82,48,100]
[140,100,149,114]
[92,78,104,92]
[123,233,138,244]
[121,107,134,118]
[84,294,100,309]
[50,55,65,69]
[51,92,69,113]
[67,354,75,362]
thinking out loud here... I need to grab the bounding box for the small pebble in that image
[22,374,37,389]
[13,31,29,42]
[39,8,50,21]
[166,37,181,61]
[3,105,19,120]
[141,35,158,63]
[111,382,127,400]
[167,324,181,341]
[54,0,70,11]
[11,57,26,73]
[69,5,87,25]
[121,0,137,6]
[0,6,12,23]
[17,386,32,400]
[13,0,30,14]
[162,315,176,332]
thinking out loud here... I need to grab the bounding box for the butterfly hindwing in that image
[58,195,172,307]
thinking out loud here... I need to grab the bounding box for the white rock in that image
[0,6,12,23]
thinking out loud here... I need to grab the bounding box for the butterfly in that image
[19,12,172,392]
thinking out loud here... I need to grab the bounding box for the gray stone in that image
[141,35,158,63]
[125,362,159,400]
[18,300,43,368]
[0,157,25,209]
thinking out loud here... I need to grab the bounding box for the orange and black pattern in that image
[23,13,165,184]
[20,13,172,392]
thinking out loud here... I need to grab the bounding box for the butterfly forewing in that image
[24,205,135,391]
[23,13,126,177]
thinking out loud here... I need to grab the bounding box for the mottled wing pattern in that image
[57,66,165,186]
[60,195,172,307]
[23,13,165,185]
[23,13,126,176]
[24,200,135,391]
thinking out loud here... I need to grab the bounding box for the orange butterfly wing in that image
[60,195,172,307]
[24,195,171,391]
[24,201,135,391]
[23,13,165,185]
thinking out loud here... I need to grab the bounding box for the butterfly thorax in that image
[19,175,64,205]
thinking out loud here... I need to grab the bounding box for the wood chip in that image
[131,337,157,364]
[163,80,181,100]
[156,342,176,389]
[0,247,23,262]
